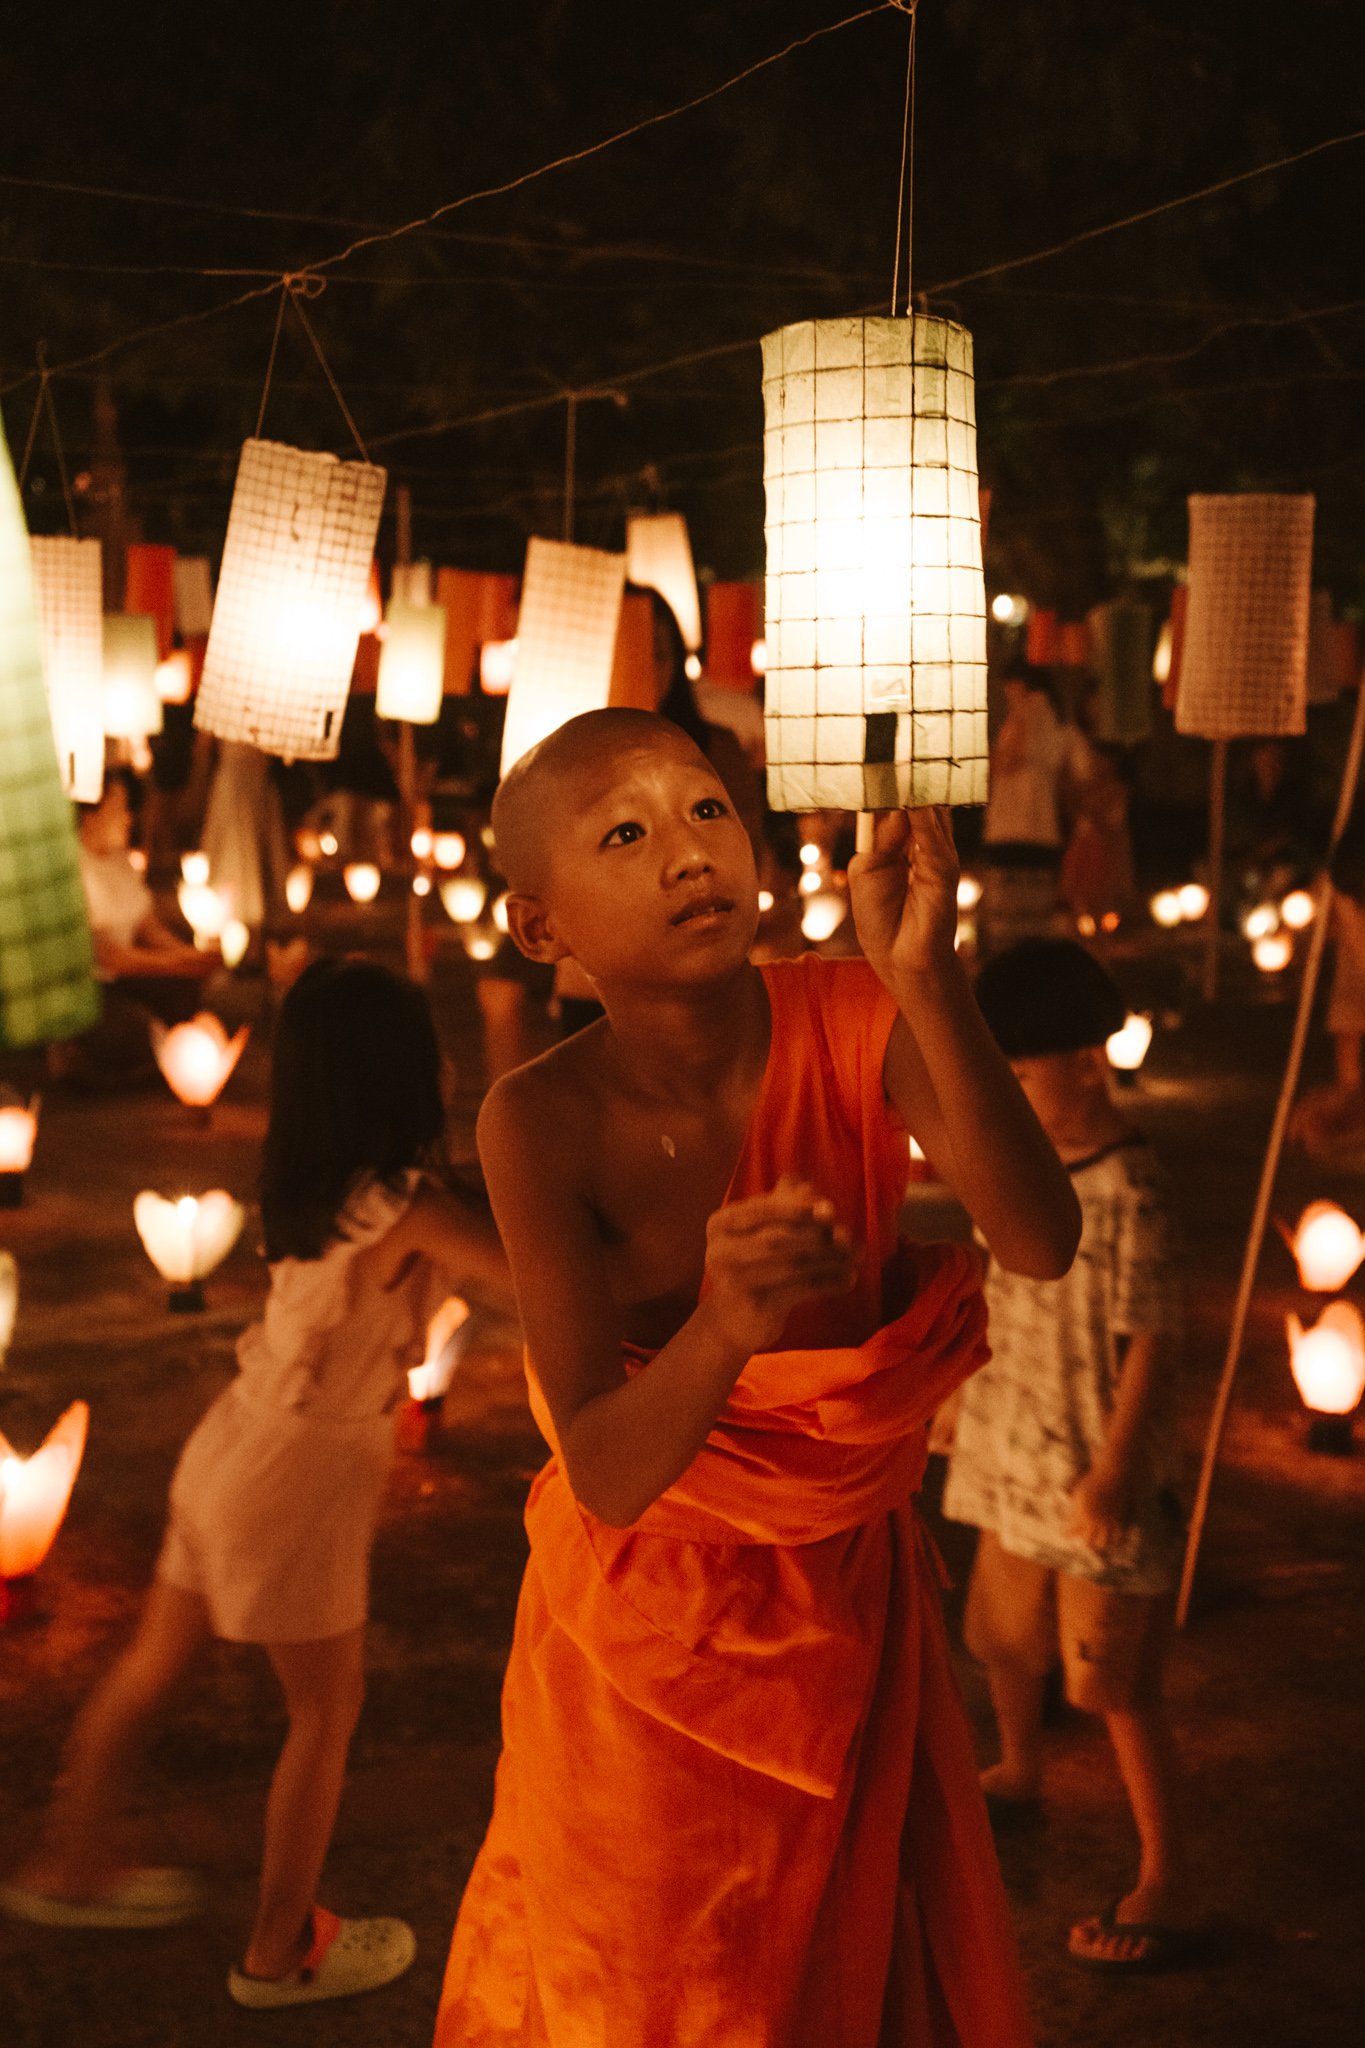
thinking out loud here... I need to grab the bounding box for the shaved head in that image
[492,708,707,895]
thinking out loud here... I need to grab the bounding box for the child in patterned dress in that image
[943,938,1194,1974]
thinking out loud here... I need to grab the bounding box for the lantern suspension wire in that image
[253,281,291,439]
[284,282,374,464]
[17,347,79,535]
[889,1,917,316]
[1177,657,1365,1629]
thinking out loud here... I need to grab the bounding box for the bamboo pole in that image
[1178,669,1365,1625]
[1200,737,1228,1005]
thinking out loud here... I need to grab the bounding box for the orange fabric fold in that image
[437,958,1033,2048]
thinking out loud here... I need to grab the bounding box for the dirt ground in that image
[2,911,1363,2047]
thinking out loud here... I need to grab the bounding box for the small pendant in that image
[661,1134,677,1159]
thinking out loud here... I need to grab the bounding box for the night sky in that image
[2,1,1361,606]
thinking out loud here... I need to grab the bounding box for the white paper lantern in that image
[499,538,626,775]
[194,438,387,760]
[376,600,447,724]
[1175,495,1314,739]
[761,315,989,813]
[29,535,105,801]
[625,512,703,652]
[102,615,163,740]
[172,555,215,637]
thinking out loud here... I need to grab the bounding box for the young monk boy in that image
[438,708,1080,2046]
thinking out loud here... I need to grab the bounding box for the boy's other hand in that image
[848,808,959,989]
[1067,1463,1133,1553]
[702,1175,858,1355]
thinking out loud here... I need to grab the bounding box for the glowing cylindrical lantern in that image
[440,874,487,925]
[625,512,703,652]
[173,555,215,638]
[761,315,988,812]
[0,430,99,1050]
[1286,1304,1365,1452]
[1289,1201,1365,1293]
[29,534,105,801]
[1106,1012,1153,1075]
[102,615,163,740]
[499,539,626,775]
[800,890,848,943]
[0,1092,38,1208]
[194,438,387,760]
[151,1013,248,1108]
[0,1401,88,1582]
[0,1250,16,1359]
[155,649,194,705]
[376,600,447,723]
[284,863,314,914]
[1175,496,1314,739]
[343,861,381,904]
[133,1189,245,1310]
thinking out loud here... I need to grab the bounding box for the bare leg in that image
[24,1581,212,1896]
[241,1626,365,1979]
[1070,1699,1190,1962]
[979,1661,1046,1802]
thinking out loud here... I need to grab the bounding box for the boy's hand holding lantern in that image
[847,808,960,992]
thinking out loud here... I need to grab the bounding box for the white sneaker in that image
[227,1908,416,2008]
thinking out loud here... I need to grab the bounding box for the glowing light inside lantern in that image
[343,862,381,904]
[799,843,822,867]
[219,918,250,969]
[411,826,434,861]
[800,891,848,943]
[133,1189,245,1298]
[1150,890,1184,929]
[1289,1201,1365,1293]
[956,873,983,911]
[1106,1013,1153,1073]
[0,1401,89,1580]
[440,876,487,925]
[1253,931,1293,973]
[1243,903,1280,941]
[102,615,163,740]
[1280,889,1316,931]
[432,833,466,871]
[319,831,339,858]
[285,863,314,914]
[155,650,194,705]
[177,881,229,945]
[480,638,518,695]
[1286,1303,1365,1415]
[376,600,447,724]
[990,593,1027,626]
[798,869,823,896]
[29,533,105,802]
[181,850,210,888]
[151,1014,248,1107]
[408,1295,473,1402]
[1177,882,1210,921]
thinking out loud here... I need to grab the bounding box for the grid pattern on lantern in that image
[29,535,105,801]
[762,316,988,812]
[0,450,99,1048]
[195,438,387,760]
[626,512,703,651]
[1175,494,1314,740]
[499,537,626,775]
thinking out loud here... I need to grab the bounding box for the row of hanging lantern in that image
[1283,1202,1365,1452]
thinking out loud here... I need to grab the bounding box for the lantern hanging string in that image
[252,280,292,440]
[252,275,373,464]
[889,1,917,317]
[16,346,79,535]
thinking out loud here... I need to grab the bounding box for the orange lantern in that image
[0,1400,89,1588]
[150,1013,248,1109]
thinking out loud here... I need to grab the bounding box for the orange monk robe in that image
[437,956,1032,2048]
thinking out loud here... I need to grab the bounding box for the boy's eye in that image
[694,797,728,820]
[602,820,645,848]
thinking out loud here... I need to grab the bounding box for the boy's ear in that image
[504,892,570,964]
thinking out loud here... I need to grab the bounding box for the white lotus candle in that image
[133,1189,245,1310]
[0,1401,89,1581]
[151,1014,249,1109]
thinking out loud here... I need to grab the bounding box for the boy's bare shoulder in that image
[477,1020,613,1171]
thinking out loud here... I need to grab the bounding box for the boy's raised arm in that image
[851,807,1081,1281]
[478,1071,855,1527]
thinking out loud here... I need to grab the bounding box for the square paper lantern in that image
[376,600,447,723]
[435,567,520,697]
[761,315,988,813]
[124,543,177,659]
[0,429,99,1049]
[625,512,702,652]
[1087,598,1155,745]
[29,535,105,801]
[1175,494,1314,739]
[194,438,387,761]
[102,615,163,740]
[499,537,626,775]
[173,555,215,638]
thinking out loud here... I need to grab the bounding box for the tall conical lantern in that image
[761,315,988,813]
[0,430,99,1048]
[499,537,626,776]
[194,438,387,760]
[29,535,105,802]
[625,513,702,654]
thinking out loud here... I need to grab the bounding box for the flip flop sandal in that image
[227,1907,416,2008]
[1068,1897,1204,1975]
[0,1866,204,1929]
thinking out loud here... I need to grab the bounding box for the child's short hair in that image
[973,939,1127,1058]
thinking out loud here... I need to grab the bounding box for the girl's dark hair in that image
[260,956,445,1262]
